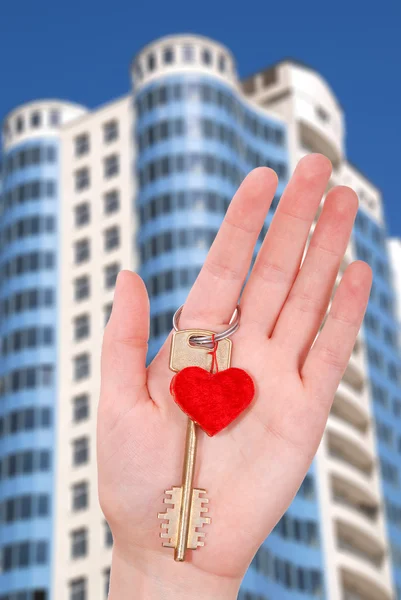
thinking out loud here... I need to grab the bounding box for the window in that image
[218,55,226,72]
[16,116,25,133]
[73,393,89,422]
[163,47,174,64]
[74,353,90,380]
[0,365,54,397]
[298,474,315,499]
[1,325,54,356]
[104,190,120,214]
[372,383,389,408]
[73,437,89,466]
[75,167,90,191]
[31,112,41,128]
[104,263,120,289]
[104,568,111,599]
[147,53,155,71]
[36,540,47,564]
[384,326,397,347]
[377,421,394,448]
[316,106,329,122]
[72,481,88,511]
[104,303,113,326]
[104,521,113,547]
[1,541,48,573]
[1,178,57,209]
[50,110,60,126]
[135,61,143,81]
[182,45,194,62]
[74,239,90,264]
[0,407,51,439]
[75,134,89,157]
[0,449,51,481]
[74,276,90,301]
[38,495,49,517]
[104,226,120,251]
[71,528,88,559]
[103,120,119,143]
[104,154,119,178]
[74,314,90,340]
[75,202,90,227]
[70,578,87,600]
[202,49,212,65]
[0,493,49,524]
[381,458,399,486]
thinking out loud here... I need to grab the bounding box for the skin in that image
[97,154,372,600]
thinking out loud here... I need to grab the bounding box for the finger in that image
[241,154,332,334]
[301,261,372,402]
[272,186,358,364]
[179,167,278,329]
[100,271,150,410]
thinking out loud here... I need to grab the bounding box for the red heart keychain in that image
[170,365,255,436]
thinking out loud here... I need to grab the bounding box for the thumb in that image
[100,270,150,413]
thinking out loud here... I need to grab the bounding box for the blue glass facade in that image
[134,73,325,598]
[0,138,60,600]
[354,208,401,600]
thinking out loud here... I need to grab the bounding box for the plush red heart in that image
[170,366,255,436]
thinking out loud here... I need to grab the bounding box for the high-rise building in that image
[0,100,87,600]
[0,34,400,600]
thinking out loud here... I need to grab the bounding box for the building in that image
[0,34,400,600]
[241,59,397,600]
[0,100,87,600]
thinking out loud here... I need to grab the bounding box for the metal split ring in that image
[172,304,241,346]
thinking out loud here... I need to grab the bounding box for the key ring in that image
[172,304,241,346]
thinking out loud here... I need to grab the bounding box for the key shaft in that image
[175,418,197,561]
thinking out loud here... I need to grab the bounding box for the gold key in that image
[158,329,232,561]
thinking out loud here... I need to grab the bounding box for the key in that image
[158,419,209,561]
[158,329,232,561]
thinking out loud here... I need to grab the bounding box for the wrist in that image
[109,545,240,600]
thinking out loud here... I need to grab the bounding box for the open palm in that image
[97,154,371,596]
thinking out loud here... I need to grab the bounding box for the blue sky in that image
[1,0,400,235]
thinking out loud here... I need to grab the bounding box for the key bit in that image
[158,486,210,550]
[157,419,210,560]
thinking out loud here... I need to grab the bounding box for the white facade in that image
[53,94,136,599]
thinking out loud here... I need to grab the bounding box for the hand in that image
[97,154,372,600]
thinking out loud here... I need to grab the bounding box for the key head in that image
[169,329,232,372]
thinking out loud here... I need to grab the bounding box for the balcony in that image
[328,458,380,515]
[327,421,374,476]
[334,505,385,568]
[342,352,365,393]
[299,118,342,167]
[331,474,379,523]
[338,551,393,600]
[343,591,364,600]
[331,381,369,432]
